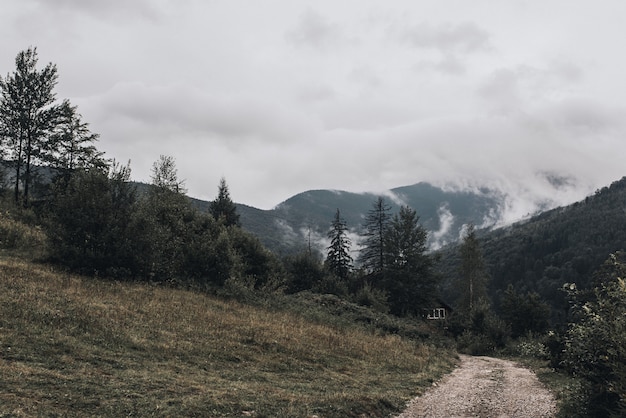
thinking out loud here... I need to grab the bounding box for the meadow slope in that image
[0,257,455,417]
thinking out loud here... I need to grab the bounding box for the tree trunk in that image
[24,130,32,207]
[13,134,22,205]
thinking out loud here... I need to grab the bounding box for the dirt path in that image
[396,355,557,418]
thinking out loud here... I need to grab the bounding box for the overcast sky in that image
[2,1,626,216]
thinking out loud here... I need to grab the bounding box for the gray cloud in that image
[91,82,321,147]
[286,9,342,49]
[400,21,492,54]
[2,0,626,217]
[25,0,162,21]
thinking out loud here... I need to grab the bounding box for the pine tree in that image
[359,197,391,274]
[383,206,438,315]
[209,177,240,227]
[325,208,352,279]
[500,284,549,338]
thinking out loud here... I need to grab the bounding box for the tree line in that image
[0,48,280,291]
[7,50,625,415]
[0,47,446,317]
[316,197,440,316]
[0,47,564,327]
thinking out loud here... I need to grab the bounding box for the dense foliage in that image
[456,224,489,313]
[437,177,626,327]
[45,163,136,276]
[0,47,104,207]
[448,224,509,355]
[559,253,626,417]
[382,206,439,315]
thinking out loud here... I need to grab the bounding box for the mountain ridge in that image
[195,182,516,255]
[434,175,626,324]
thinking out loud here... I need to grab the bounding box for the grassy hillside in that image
[0,255,456,417]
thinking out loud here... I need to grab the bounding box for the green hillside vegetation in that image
[0,48,462,416]
[246,183,504,255]
[437,177,626,325]
[433,178,626,416]
[0,216,455,416]
[5,45,626,416]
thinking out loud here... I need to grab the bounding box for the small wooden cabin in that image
[424,300,453,320]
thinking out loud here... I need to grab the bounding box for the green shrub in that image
[454,299,510,355]
[456,330,489,355]
[312,273,349,297]
[561,254,626,417]
[510,334,549,359]
[353,283,389,313]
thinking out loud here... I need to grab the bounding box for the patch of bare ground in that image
[396,355,557,418]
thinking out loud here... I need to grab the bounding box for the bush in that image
[561,254,626,417]
[456,330,492,356]
[453,299,510,355]
[312,273,349,297]
[283,252,325,294]
[353,283,389,313]
[509,333,549,359]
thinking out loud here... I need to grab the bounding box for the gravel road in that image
[395,355,557,418]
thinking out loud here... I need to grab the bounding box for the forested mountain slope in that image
[223,183,505,255]
[437,177,626,323]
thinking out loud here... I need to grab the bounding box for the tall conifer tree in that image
[359,197,391,274]
[209,177,240,227]
[325,208,352,279]
[383,206,438,315]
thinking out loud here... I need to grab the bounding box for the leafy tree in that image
[382,206,438,315]
[562,253,626,417]
[45,163,137,276]
[189,224,240,287]
[228,226,285,291]
[46,101,106,183]
[0,47,64,206]
[209,177,240,227]
[448,224,508,352]
[283,252,325,293]
[456,223,489,313]
[134,155,192,280]
[325,208,352,279]
[358,197,391,274]
[150,154,186,193]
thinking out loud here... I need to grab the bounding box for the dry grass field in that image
[0,255,456,417]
